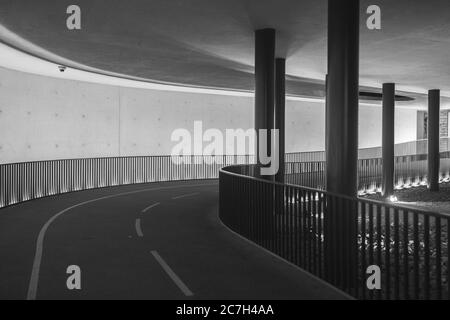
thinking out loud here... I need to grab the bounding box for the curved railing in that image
[285,151,450,195]
[2,145,450,299]
[2,138,449,209]
[0,155,255,209]
[285,137,450,162]
[2,150,450,210]
[219,165,450,300]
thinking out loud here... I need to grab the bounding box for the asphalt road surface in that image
[0,180,348,300]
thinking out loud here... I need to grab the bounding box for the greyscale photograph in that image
[0,0,449,305]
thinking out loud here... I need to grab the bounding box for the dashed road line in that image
[135,218,144,237]
[26,183,215,300]
[172,192,199,200]
[151,250,193,297]
[142,202,160,213]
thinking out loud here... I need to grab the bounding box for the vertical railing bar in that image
[394,209,400,300]
[413,212,420,300]
[385,207,391,300]
[423,214,430,300]
[361,202,367,300]
[376,205,382,300]
[435,217,442,300]
[368,203,374,300]
[403,210,409,300]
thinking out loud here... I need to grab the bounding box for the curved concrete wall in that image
[0,66,417,164]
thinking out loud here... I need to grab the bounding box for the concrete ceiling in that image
[0,0,450,108]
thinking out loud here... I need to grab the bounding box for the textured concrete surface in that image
[0,180,348,300]
[0,0,450,105]
[0,67,418,164]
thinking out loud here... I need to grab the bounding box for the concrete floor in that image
[0,180,347,300]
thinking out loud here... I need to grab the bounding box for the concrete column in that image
[382,83,395,197]
[325,73,329,167]
[428,89,440,191]
[326,0,360,196]
[275,58,285,183]
[254,29,276,178]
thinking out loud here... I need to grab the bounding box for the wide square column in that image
[428,89,440,191]
[326,0,360,197]
[382,83,395,197]
[255,29,276,178]
[275,58,286,183]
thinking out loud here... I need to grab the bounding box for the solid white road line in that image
[26,182,216,300]
[172,192,199,200]
[135,218,144,237]
[151,250,193,297]
[141,202,161,213]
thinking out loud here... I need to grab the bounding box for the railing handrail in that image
[0,149,437,167]
[220,164,450,219]
[285,137,450,155]
[3,137,449,166]
[0,154,254,167]
[220,163,450,300]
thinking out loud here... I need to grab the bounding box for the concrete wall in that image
[118,88,254,157]
[0,67,418,164]
[0,68,120,163]
[286,100,326,152]
[357,105,417,148]
[395,108,418,144]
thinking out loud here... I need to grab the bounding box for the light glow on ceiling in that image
[0,23,440,108]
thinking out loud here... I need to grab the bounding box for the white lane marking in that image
[135,218,144,237]
[26,182,216,300]
[142,202,160,213]
[172,192,199,200]
[151,250,193,297]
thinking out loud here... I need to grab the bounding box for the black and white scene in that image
[1,0,450,306]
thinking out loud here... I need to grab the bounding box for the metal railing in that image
[2,145,450,299]
[219,165,450,300]
[285,137,450,162]
[285,161,327,189]
[284,152,450,195]
[0,155,255,209]
[2,138,450,210]
[2,150,450,210]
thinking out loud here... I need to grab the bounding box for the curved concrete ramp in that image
[0,180,348,300]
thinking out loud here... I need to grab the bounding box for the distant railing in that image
[0,155,255,209]
[285,161,327,189]
[285,137,450,162]
[219,165,450,300]
[358,153,444,194]
[2,138,450,209]
[285,152,450,195]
